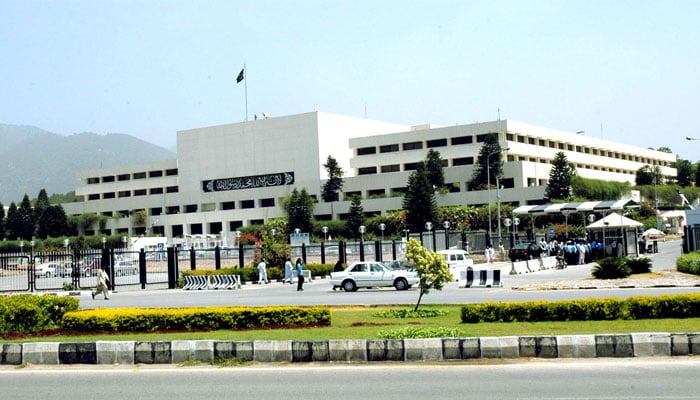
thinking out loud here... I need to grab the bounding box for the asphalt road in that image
[79,239,699,309]
[2,358,699,400]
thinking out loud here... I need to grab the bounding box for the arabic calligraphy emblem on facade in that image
[202,172,295,193]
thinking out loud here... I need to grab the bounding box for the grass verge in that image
[2,304,699,343]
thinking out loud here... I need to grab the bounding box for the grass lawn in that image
[4,304,700,343]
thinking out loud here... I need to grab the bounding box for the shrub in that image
[625,257,652,274]
[377,326,463,339]
[592,257,631,279]
[373,309,447,318]
[0,294,80,336]
[676,252,700,275]
[624,294,700,319]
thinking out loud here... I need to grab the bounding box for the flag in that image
[236,68,245,83]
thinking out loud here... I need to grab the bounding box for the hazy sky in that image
[2,0,699,160]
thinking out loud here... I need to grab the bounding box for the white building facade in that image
[62,112,676,244]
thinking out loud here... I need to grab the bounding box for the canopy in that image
[513,199,638,216]
[642,228,665,238]
[586,212,643,229]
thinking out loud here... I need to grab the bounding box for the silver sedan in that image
[330,261,419,292]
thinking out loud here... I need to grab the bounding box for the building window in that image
[391,187,407,196]
[518,136,525,143]
[87,177,99,184]
[452,157,473,166]
[118,191,131,198]
[166,186,179,193]
[249,219,264,226]
[549,142,556,148]
[260,198,275,207]
[241,200,254,209]
[134,189,147,196]
[133,172,146,179]
[403,141,423,150]
[404,162,419,171]
[103,192,115,199]
[201,203,216,212]
[185,204,197,213]
[476,134,490,143]
[221,201,235,210]
[506,133,514,141]
[150,187,163,195]
[167,206,180,215]
[118,174,130,181]
[558,143,565,150]
[528,137,535,145]
[368,189,385,198]
[380,164,400,173]
[379,144,399,153]
[426,138,447,148]
[149,170,163,178]
[166,168,178,176]
[344,191,361,200]
[102,175,115,183]
[357,146,376,156]
[451,136,472,145]
[539,139,546,146]
[358,166,377,175]
[151,207,163,216]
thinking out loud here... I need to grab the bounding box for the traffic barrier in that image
[510,256,558,274]
[459,269,502,288]
[183,275,241,290]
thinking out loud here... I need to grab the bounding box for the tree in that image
[675,158,693,187]
[635,165,654,186]
[5,202,20,239]
[424,149,445,190]
[545,152,576,200]
[17,194,35,240]
[35,189,54,239]
[346,196,364,238]
[0,202,4,240]
[405,238,453,311]
[468,133,503,190]
[38,205,68,238]
[284,188,314,234]
[321,155,344,217]
[402,168,437,232]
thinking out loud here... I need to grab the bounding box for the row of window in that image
[354,132,670,168]
[87,186,179,200]
[86,168,179,185]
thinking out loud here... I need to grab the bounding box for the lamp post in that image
[122,235,127,250]
[513,217,520,242]
[19,240,24,253]
[234,230,241,248]
[101,236,107,250]
[424,221,433,251]
[359,225,365,242]
[379,223,386,242]
[486,147,508,247]
[503,218,512,247]
[322,226,328,242]
[442,220,450,249]
[63,238,70,252]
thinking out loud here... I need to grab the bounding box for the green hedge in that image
[677,251,700,275]
[0,294,80,336]
[62,305,331,333]
[461,293,700,323]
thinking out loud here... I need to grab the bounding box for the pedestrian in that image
[284,257,294,284]
[296,257,305,291]
[257,259,269,284]
[91,267,110,300]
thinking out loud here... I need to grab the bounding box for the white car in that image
[330,261,419,292]
[114,261,138,276]
[34,262,61,278]
[437,249,474,281]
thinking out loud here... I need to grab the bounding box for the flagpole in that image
[244,63,248,121]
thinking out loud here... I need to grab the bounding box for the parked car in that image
[78,261,102,277]
[437,249,474,281]
[34,262,61,278]
[330,261,419,292]
[508,242,542,262]
[56,262,73,278]
[114,261,138,276]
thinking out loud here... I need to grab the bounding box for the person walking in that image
[257,259,269,284]
[332,259,344,291]
[284,257,294,284]
[92,267,110,300]
[296,257,304,291]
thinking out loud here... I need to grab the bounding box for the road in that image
[2,358,698,399]
[79,239,699,309]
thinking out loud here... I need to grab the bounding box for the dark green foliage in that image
[625,257,652,274]
[545,152,575,200]
[592,257,631,279]
[402,168,437,232]
[346,196,365,238]
[424,149,445,190]
[461,294,700,323]
[468,133,503,190]
[284,188,314,234]
[675,158,693,187]
[635,165,655,186]
[321,155,344,203]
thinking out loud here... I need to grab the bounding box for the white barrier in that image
[459,269,502,288]
[510,256,558,274]
[183,274,241,290]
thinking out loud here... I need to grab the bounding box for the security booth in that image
[585,212,642,258]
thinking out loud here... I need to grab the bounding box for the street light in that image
[424,221,433,251]
[379,223,386,242]
[19,240,24,253]
[503,218,512,247]
[442,220,450,249]
[513,217,520,241]
[101,236,107,249]
[63,238,70,252]
[487,147,509,247]
[322,226,328,242]
[359,225,366,242]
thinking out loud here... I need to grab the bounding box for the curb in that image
[2,332,698,365]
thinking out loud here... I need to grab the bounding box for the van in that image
[437,249,474,281]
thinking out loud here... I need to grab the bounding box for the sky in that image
[2,0,699,160]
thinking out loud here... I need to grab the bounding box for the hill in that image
[0,124,176,204]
